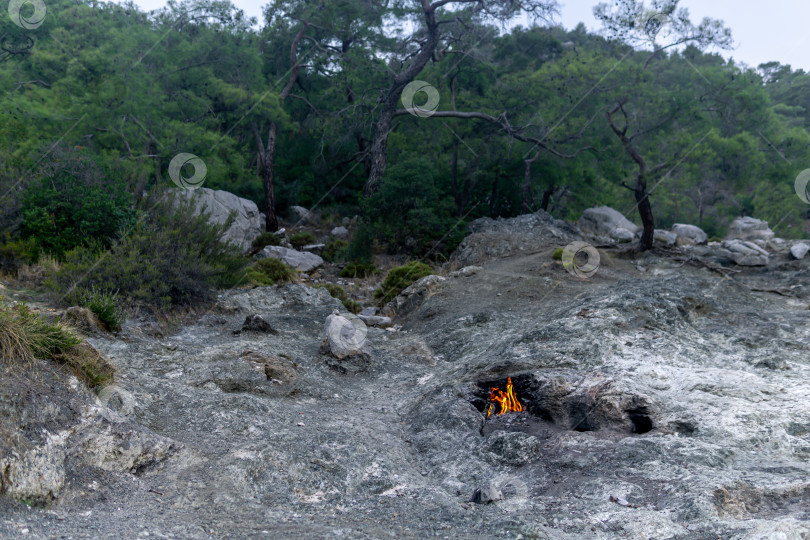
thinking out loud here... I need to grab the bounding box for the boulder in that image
[360,307,379,316]
[240,350,299,384]
[330,226,349,239]
[790,242,809,260]
[725,216,774,243]
[255,245,323,272]
[358,314,393,328]
[579,206,640,237]
[653,229,677,246]
[238,314,278,334]
[382,275,445,318]
[610,227,635,243]
[320,310,370,360]
[289,205,319,225]
[722,239,769,266]
[174,188,262,252]
[672,223,708,245]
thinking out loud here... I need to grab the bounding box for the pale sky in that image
[124,0,810,73]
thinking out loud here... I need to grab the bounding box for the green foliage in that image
[63,287,123,331]
[251,232,282,252]
[49,191,249,312]
[552,248,563,260]
[248,258,297,286]
[18,148,136,260]
[374,261,433,306]
[0,301,83,364]
[323,239,348,262]
[313,283,362,314]
[289,231,316,250]
[0,236,39,275]
[344,223,375,263]
[340,261,378,278]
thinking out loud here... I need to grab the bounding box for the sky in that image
[123,0,810,73]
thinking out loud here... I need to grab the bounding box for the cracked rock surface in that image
[3,224,810,538]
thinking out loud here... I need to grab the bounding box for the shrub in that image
[289,231,316,250]
[0,235,39,276]
[374,261,433,306]
[344,222,374,262]
[63,287,123,331]
[248,258,297,286]
[249,232,282,255]
[552,247,564,260]
[313,283,362,314]
[340,261,378,278]
[323,239,348,262]
[19,148,135,260]
[49,190,249,312]
[0,301,83,364]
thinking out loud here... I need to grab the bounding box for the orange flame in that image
[486,377,522,418]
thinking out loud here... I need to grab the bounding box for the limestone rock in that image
[610,227,635,243]
[174,188,262,252]
[722,239,769,266]
[579,206,640,236]
[320,310,369,360]
[725,216,774,242]
[330,226,349,238]
[672,223,708,245]
[255,245,323,272]
[790,242,809,260]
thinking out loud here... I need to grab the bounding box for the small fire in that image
[486,377,522,418]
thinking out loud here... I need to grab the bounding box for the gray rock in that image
[255,245,323,272]
[174,187,262,252]
[320,310,369,360]
[725,216,774,242]
[579,206,640,236]
[479,431,541,465]
[790,242,809,260]
[672,223,708,245]
[289,205,319,225]
[240,350,299,384]
[382,275,445,318]
[470,485,502,504]
[239,314,278,334]
[610,227,635,243]
[360,307,379,316]
[358,314,393,328]
[722,239,769,266]
[449,265,483,278]
[330,226,349,238]
[653,229,677,246]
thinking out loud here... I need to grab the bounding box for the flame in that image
[486,377,522,418]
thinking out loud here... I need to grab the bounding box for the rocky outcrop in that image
[725,216,775,243]
[174,188,262,252]
[382,274,445,318]
[578,206,640,237]
[254,245,324,272]
[722,238,770,266]
[672,223,708,245]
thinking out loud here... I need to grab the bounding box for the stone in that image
[239,314,278,334]
[471,486,502,504]
[360,307,379,316]
[320,310,370,360]
[653,229,677,246]
[672,223,708,245]
[790,242,809,260]
[382,275,445,318]
[449,266,483,278]
[358,314,393,328]
[254,245,324,272]
[240,350,298,384]
[330,226,349,238]
[173,188,262,252]
[579,206,640,236]
[479,431,541,466]
[725,216,774,242]
[289,205,319,225]
[722,239,769,266]
[610,227,635,243]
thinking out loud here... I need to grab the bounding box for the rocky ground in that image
[3,212,810,538]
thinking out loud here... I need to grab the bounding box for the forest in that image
[1,0,810,309]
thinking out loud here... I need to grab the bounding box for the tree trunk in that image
[540,184,555,211]
[636,176,654,250]
[450,139,460,215]
[364,107,395,196]
[489,174,499,217]
[264,123,278,232]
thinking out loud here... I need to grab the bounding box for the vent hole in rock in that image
[628,409,653,434]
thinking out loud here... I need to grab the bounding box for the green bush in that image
[19,148,135,260]
[313,283,362,314]
[49,190,249,312]
[248,258,297,286]
[289,231,316,250]
[344,222,374,262]
[340,261,378,278]
[0,235,39,275]
[373,261,433,306]
[552,247,564,260]
[0,301,83,363]
[323,239,348,262]
[63,287,123,331]
[249,232,282,255]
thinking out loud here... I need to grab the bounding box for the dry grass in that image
[0,298,114,390]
